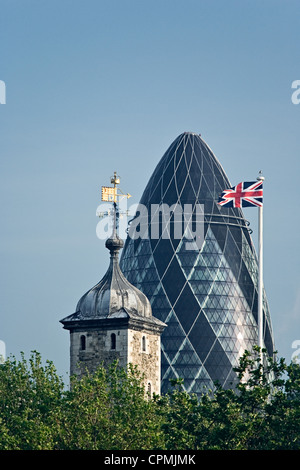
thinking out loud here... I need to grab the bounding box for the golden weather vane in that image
[101,171,132,204]
[99,172,132,237]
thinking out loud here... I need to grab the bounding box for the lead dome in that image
[62,232,153,322]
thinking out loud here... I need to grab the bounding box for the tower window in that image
[142,335,146,352]
[80,335,86,351]
[147,382,152,397]
[111,333,116,350]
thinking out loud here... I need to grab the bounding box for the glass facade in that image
[120,132,274,396]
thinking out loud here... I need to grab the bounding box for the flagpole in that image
[257,171,264,363]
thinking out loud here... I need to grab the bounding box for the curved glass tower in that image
[120,132,274,396]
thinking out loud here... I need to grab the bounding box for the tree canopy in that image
[0,348,299,450]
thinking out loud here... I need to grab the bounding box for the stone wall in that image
[69,326,161,395]
[128,329,161,395]
[70,328,128,378]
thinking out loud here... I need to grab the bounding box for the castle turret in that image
[60,173,166,395]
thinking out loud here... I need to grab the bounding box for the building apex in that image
[60,173,166,330]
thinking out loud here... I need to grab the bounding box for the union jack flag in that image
[218,181,263,208]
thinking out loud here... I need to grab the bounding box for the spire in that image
[102,171,131,256]
[61,172,166,323]
[105,202,124,257]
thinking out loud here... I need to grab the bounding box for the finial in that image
[257,170,265,181]
[101,172,131,255]
[101,172,132,205]
[111,171,120,187]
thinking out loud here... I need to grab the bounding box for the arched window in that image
[111,333,116,350]
[142,335,146,352]
[147,382,151,397]
[80,335,86,351]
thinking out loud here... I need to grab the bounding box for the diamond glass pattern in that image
[120,132,275,397]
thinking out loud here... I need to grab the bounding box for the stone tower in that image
[60,174,166,395]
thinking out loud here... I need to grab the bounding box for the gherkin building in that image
[120,132,274,396]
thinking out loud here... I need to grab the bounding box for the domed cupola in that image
[73,231,153,320]
[60,172,166,391]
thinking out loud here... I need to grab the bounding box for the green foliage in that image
[0,348,299,450]
[59,362,163,450]
[0,351,64,449]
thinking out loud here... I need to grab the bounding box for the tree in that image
[0,351,64,449]
[59,362,164,450]
[0,348,299,450]
[155,347,300,450]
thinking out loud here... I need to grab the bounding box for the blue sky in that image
[1,0,300,381]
